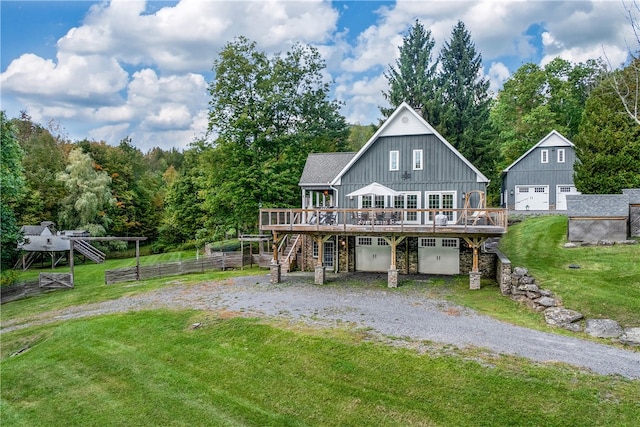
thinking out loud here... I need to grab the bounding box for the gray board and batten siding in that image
[502,130,578,210]
[336,134,487,209]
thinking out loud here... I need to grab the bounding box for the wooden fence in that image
[39,272,73,289]
[105,252,267,285]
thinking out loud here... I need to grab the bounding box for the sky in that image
[0,0,636,152]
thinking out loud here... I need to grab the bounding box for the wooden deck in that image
[260,208,507,237]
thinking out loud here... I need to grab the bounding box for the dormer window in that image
[389,150,399,171]
[541,149,549,164]
[557,148,565,163]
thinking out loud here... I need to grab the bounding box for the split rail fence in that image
[105,252,271,285]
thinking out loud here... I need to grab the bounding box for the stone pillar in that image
[314,265,326,285]
[469,271,481,290]
[270,261,281,284]
[388,268,398,288]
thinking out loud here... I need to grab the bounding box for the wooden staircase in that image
[73,239,106,263]
[280,234,302,273]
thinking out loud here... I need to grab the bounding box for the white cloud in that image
[1,0,635,151]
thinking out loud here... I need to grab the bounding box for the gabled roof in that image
[20,225,52,236]
[330,102,489,185]
[503,130,574,173]
[299,152,356,186]
[566,194,630,217]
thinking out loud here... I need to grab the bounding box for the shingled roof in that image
[299,152,356,186]
[623,188,640,204]
[566,194,630,217]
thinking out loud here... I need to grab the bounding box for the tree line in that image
[2,19,639,275]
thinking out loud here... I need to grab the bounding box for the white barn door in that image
[418,238,460,275]
[515,186,549,210]
[355,237,391,272]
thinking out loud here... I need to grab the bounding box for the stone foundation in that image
[388,268,398,288]
[469,271,481,290]
[314,265,326,285]
[270,262,281,284]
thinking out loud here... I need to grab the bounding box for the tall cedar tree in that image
[438,21,495,177]
[574,59,640,193]
[206,37,348,234]
[382,20,439,124]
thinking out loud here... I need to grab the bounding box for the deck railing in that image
[260,207,507,233]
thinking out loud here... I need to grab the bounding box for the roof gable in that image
[331,102,488,185]
[504,130,574,172]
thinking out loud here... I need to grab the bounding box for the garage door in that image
[556,185,580,210]
[515,186,549,210]
[355,236,391,272]
[418,238,459,275]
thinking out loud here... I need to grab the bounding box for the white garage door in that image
[355,236,391,272]
[515,186,549,210]
[556,185,580,210]
[418,238,460,275]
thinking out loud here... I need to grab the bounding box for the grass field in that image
[1,216,639,426]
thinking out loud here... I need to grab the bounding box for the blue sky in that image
[0,0,634,152]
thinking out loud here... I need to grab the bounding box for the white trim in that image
[330,102,489,185]
[503,130,574,172]
[413,149,423,170]
[557,148,565,163]
[389,150,399,171]
[541,149,549,164]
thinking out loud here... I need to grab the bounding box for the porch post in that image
[384,236,405,288]
[270,232,281,284]
[315,235,326,285]
[464,237,484,290]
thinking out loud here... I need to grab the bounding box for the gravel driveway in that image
[3,272,640,379]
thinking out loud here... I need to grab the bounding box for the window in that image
[541,149,549,164]
[374,195,385,208]
[557,148,565,163]
[389,150,399,171]
[377,238,389,246]
[312,241,318,258]
[535,187,546,193]
[361,195,372,209]
[413,149,423,170]
[442,239,458,248]
[358,237,372,246]
[420,238,436,247]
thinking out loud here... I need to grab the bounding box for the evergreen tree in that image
[574,60,640,193]
[382,20,439,124]
[438,20,495,176]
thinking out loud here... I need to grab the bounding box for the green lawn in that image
[497,215,640,327]
[2,217,640,426]
[2,311,639,427]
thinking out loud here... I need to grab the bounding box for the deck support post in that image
[463,237,485,290]
[270,232,282,284]
[382,236,406,288]
[314,235,327,285]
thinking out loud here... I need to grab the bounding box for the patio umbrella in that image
[346,182,400,198]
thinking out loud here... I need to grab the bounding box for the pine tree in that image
[381,20,439,124]
[438,20,495,176]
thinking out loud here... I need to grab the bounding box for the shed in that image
[566,194,630,242]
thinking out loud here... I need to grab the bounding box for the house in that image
[260,103,508,289]
[501,130,580,211]
[567,189,640,242]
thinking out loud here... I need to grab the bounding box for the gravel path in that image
[3,273,640,379]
